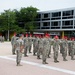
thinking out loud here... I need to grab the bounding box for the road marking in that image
[0,56,75,75]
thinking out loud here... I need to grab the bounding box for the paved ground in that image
[0,42,75,75]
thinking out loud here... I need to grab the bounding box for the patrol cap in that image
[54,35,59,39]
[26,33,28,37]
[45,33,49,37]
[71,37,74,40]
[64,36,68,39]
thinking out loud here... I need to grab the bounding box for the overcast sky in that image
[0,0,75,12]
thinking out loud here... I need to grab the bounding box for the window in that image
[43,22,50,26]
[52,12,61,17]
[44,13,50,18]
[51,21,61,26]
[74,20,75,25]
[62,20,73,26]
[36,23,40,29]
[62,10,73,16]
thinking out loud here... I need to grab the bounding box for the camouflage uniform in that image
[53,39,60,63]
[11,36,18,54]
[42,37,50,64]
[23,37,29,57]
[70,40,75,60]
[37,38,44,59]
[33,37,39,56]
[28,36,32,53]
[60,39,64,54]
[15,37,24,66]
[62,40,68,61]
[48,38,52,58]
[68,41,72,56]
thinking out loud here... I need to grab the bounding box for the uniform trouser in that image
[48,46,51,57]
[60,44,63,54]
[71,48,75,59]
[12,45,15,54]
[68,48,71,56]
[24,46,29,56]
[29,44,32,52]
[53,51,58,61]
[37,47,43,58]
[60,45,62,53]
[42,49,49,62]
[42,53,47,62]
[60,49,63,54]
[16,50,22,65]
[62,49,67,59]
[74,49,75,55]
[33,45,38,55]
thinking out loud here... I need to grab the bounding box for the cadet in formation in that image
[53,35,60,63]
[37,35,43,59]
[33,35,39,56]
[42,34,50,64]
[68,38,72,56]
[15,34,24,66]
[48,36,52,58]
[70,37,75,60]
[28,34,33,53]
[11,33,18,55]
[23,33,29,57]
[62,37,68,61]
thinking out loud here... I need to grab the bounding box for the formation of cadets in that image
[11,33,75,66]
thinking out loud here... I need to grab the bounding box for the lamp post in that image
[7,14,10,41]
[7,29,9,41]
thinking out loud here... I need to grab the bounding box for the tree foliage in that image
[16,6,38,33]
[0,6,39,34]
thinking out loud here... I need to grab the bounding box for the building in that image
[35,7,75,38]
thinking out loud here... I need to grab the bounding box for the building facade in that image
[35,7,75,38]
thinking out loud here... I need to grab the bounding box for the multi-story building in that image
[35,7,75,38]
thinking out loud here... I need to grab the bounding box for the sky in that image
[0,0,75,12]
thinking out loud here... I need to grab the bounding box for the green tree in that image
[25,6,38,33]
[0,9,25,32]
[0,9,25,40]
[16,6,39,33]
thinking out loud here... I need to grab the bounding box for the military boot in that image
[71,57,75,60]
[37,56,41,59]
[42,60,45,64]
[16,62,19,66]
[45,61,48,64]
[48,55,50,58]
[18,64,22,66]
[29,50,32,53]
[24,54,28,57]
[33,53,36,56]
[63,58,68,61]
[54,58,59,63]
[42,60,48,64]
[29,52,32,53]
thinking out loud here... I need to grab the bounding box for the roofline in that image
[35,29,75,32]
[37,7,75,13]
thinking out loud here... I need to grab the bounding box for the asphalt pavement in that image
[0,42,75,75]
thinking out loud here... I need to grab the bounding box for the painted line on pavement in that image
[0,56,75,75]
